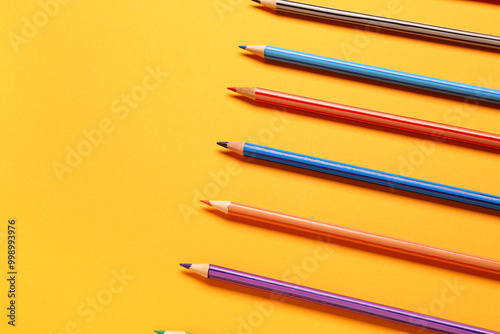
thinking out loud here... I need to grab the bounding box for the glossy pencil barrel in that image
[237,142,500,210]
[221,201,500,275]
[251,87,500,149]
[261,46,500,105]
[271,0,500,49]
[207,264,499,334]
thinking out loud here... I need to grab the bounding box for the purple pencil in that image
[180,264,498,334]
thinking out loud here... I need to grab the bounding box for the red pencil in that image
[228,87,500,150]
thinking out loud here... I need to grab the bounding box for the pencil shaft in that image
[255,45,500,105]
[250,87,500,149]
[234,142,500,211]
[222,201,500,274]
[206,264,498,334]
[271,0,500,49]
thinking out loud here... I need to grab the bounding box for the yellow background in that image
[1,0,500,333]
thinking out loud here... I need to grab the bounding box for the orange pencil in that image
[201,200,500,276]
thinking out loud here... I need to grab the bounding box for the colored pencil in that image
[239,45,500,105]
[251,0,500,50]
[201,200,500,275]
[181,263,499,334]
[228,87,500,150]
[216,142,500,211]
[154,332,193,334]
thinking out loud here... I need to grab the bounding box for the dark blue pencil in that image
[217,141,500,211]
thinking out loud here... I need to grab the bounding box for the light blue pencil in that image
[240,45,500,105]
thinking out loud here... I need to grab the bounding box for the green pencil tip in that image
[154,331,164,334]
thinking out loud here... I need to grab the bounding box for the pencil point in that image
[154,331,164,334]
[252,0,261,3]
[180,263,192,269]
[227,87,237,92]
[239,45,247,50]
[200,200,212,207]
[217,141,228,148]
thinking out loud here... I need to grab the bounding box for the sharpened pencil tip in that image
[180,263,192,269]
[154,331,164,334]
[227,87,237,92]
[239,45,247,50]
[200,200,212,207]
[252,0,261,3]
[217,141,228,148]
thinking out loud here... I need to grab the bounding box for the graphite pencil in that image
[228,87,500,150]
[251,0,500,50]
[216,141,500,211]
[181,263,500,334]
[239,45,500,105]
[201,200,500,275]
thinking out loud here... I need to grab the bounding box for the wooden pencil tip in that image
[217,141,228,148]
[200,200,212,207]
[227,87,237,92]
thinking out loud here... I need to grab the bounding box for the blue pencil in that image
[217,141,500,211]
[240,45,500,105]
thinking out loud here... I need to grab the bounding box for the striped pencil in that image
[216,142,500,211]
[181,263,500,334]
[201,200,500,275]
[252,0,500,50]
[239,45,500,105]
[228,87,500,150]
